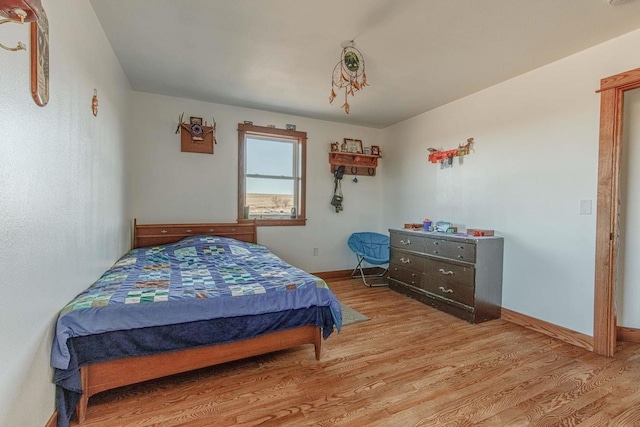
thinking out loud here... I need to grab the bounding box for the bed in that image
[51,220,342,426]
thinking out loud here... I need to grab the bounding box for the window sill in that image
[238,218,307,227]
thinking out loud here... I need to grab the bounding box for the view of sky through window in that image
[246,137,294,194]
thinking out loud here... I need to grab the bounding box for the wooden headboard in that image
[133,219,257,248]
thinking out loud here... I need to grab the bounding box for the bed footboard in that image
[76,325,321,423]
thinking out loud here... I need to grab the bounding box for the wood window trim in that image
[237,218,306,227]
[237,124,307,227]
[594,67,640,357]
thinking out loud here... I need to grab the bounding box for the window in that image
[238,124,306,226]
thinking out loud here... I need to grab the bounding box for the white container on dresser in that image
[388,228,504,323]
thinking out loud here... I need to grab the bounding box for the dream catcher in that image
[329,40,368,114]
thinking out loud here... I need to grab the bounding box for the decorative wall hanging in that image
[329,40,368,114]
[428,138,475,169]
[0,0,41,51]
[189,116,204,140]
[331,165,345,213]
[91,89,98,117]
[0,1,48,106]
[175,112,217,154]
[29,1,47,106]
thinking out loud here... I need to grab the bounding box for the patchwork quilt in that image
[51,236,342,370]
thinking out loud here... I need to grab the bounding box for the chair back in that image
[347,232,390,264]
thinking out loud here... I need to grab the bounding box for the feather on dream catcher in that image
[329,40,368,114]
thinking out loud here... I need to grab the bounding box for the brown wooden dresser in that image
[388,228,504,323]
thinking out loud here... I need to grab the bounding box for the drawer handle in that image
[209,228,215,232]
[433,250,439,254]
[438,268,454,275]
[439,286,454,294]
[160,229,168,234]
[393,267,398,271]
[457,255,464,259]
[400,239,411,245]
[458,246,464,249]
[433,241,439,245]
[186,229,193,233]
[400,257,411,264]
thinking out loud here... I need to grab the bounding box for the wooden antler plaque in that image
[180,124,215,154]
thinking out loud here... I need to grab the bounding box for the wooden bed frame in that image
[75,220,323,423]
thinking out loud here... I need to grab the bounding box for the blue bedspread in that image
[51,236,342,370]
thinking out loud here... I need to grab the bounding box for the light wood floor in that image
[72,279,640,426]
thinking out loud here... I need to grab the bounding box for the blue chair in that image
[347,232,390,287]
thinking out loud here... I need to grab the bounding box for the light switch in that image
[580,199,592,215]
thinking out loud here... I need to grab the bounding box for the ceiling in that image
[90,0,640,128]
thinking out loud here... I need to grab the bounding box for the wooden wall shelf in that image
[329,152,381,176]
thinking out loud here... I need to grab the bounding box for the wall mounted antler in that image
[174,112,185,134]
[176,113,217,154]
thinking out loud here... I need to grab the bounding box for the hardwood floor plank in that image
[71,279,640,426]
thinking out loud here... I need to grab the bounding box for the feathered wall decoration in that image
[329,40,368,114]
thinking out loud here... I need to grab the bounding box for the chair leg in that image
[350,256,366,279]
[351,255,388,287]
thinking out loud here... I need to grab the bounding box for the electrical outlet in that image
[313,248,319,256]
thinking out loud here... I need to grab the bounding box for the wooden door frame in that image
[594,67,640,356]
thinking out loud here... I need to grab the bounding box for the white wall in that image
[619,89,640,328]
[128,92,384,272]
[0,2,131,426]
[383,29,640,337]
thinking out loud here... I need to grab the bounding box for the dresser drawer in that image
[423,258,474,288]
[424,238,476,263]
[390,233,425,252]
[389,265,422,288]
[422,277,474,307]
[390,250,424,272]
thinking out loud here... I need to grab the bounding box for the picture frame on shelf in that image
[371,145,380,156]
[330,141,339,152]
[344,138,363,153]
[364,146,371,155]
